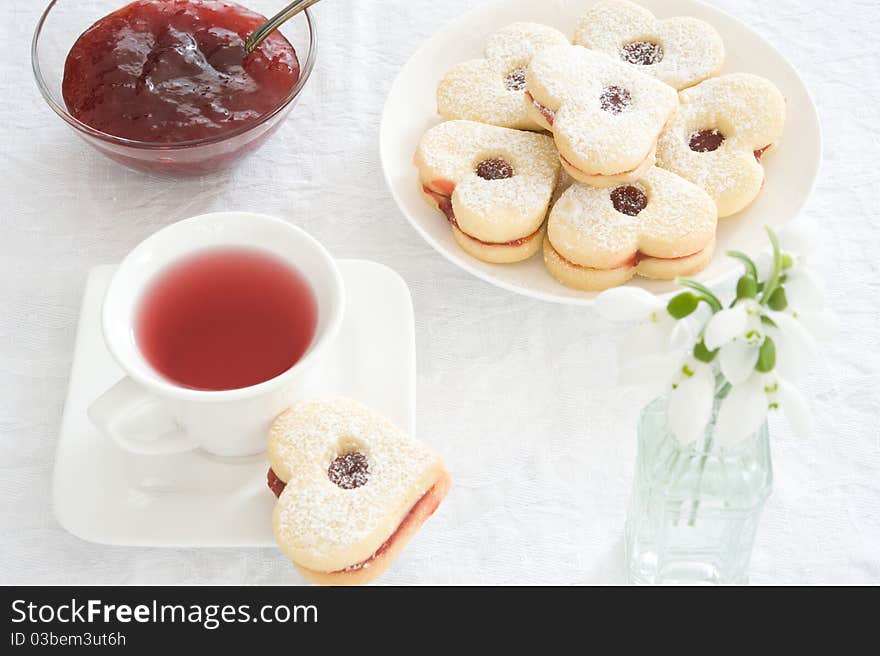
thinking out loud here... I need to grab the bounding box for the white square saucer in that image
[53,260,416,547]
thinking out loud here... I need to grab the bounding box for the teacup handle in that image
[88,377,200,455]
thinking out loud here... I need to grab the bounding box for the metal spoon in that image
[245,0,324,55]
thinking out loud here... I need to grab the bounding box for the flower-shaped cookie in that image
[573,0,725,90]
[414,120,560,263]
[656,73,786,217]
[269,398,450,586]
[524,45,678,187]
[544,166,717,291]
[437,22,569,130]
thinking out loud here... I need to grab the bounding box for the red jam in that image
[475,158,514,180]
[62,0,300,143]
[610,185,648,216]
[421,184,536,248]
[600,86,632,114]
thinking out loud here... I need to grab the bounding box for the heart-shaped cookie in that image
[269,398,450,585]
[573,0,725,90]
[415,120,560,263]
[656,73,786,217]
[437,22,569,130]
[525,45,678,187]
[544,166,717,290]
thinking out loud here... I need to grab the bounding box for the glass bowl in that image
[32,0,317,176]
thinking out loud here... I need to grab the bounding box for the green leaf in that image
[782,253,793,270]
[736,275,758,299]
[675,278,723,312]
[755,336,776,372]
[667,292,700,319]
[693,340,718,363]
[768,287,788,311]
[726,250,759,280]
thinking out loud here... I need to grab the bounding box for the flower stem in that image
[760,227,783,306]
[687,379,730,527]
[688,431,714,527]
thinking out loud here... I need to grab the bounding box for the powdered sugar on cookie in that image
[270,398,446,576]
[656,73,786,217]
[574,0,725,91]
[437,22,568,130]
[544,166,717,290]
[525,45,678,186]
[415,120,560,262]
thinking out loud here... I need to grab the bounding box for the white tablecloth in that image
[1,0,878,585]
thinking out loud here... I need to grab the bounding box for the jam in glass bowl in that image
[32,0,316,176]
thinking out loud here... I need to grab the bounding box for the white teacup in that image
[88,211,345,457]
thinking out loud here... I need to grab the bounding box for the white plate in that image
[53,260,416,547]
[380,0,821,305]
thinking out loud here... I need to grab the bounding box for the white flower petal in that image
[715,376,769,448]
[777,379,814,437]
[595,287,663,322]
[719,340,759,384]
[619,322,671,361]
[668,318,695,353]
[785,269,825,314]
[772,333,806,381]
[704,306,748,350]
[668,364,715,445]
[766,311,816,381]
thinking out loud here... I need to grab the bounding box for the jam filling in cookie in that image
[421,184,540,248]
[600,86,633,114]
[558,153,650,180]
[689,129,725,152]
[476,158,515,180]
[610,185,648,216]
[546,239,708,272]
[525,91,556,126]
[266,469,445,574]
[328,452,370,490]
[620,40,664,66]
[753,145,772,161]
[504,67,527,91]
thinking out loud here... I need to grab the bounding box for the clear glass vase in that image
[625,396,773,584]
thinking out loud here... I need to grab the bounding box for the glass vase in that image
[625,396,773,584]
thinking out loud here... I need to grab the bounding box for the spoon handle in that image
[245,0,323,55]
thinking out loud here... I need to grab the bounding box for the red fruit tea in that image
[136,247,317,391]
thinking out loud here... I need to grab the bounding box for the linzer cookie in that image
[543,166,717,290]
[437,22,568,130]
[573,0,724,90]
[268,398,450,586]
[524,45,678,187]
[656,73,786,217]
[414,120,560,263]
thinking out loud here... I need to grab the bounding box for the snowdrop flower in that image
[756,220,836,340]
[714,371,813,448]
[703,298,766,385]
[667,356,715,445]
[597,225,830,448]
[596,287,692,388]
